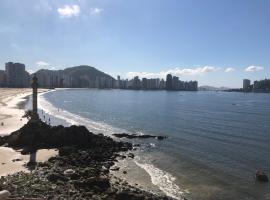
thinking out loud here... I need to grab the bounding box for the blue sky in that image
[0,0,269,87]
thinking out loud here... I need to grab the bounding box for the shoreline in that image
[38,88,185,199]
[0,89,32,136]
[0,88,50,136]
[0,88,183,199]
[0,88,51,177]
[0,118,175,199]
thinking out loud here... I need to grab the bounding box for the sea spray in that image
[38,91,125,135]
[135,159,185,200]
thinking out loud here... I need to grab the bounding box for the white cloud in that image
[245,66,264,72]
[225,67,235,72]
[36,61,50,67]
[57,5,80,18]
[27,69,34,74]
[90,7,103,15]
[126,66,220,79]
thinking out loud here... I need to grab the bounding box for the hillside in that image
[33,65,114,88]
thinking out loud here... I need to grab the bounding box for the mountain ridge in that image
[32,65,114,88]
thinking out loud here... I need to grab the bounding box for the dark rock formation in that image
[0,120,174,199]
[113,133,167,140]
[255,171,269,182]
[2,120,132,154]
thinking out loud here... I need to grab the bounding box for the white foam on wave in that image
[38,90,125,135]
[149,143,156,147]
[39,90,185,199]
[135,159,185,200]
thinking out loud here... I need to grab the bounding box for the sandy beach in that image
[0,88,56,177]
[0,88,32,136]
[0,147,58,177]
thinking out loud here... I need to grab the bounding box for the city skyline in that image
[1,61,270,89]
[0,0,270,87]
[0,62,198,91]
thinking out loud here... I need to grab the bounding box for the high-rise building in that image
[159,79,165,89]
[133,76,141,89]
[243,79,251,92]
[0,70,7,87]
[172,76,179,90]
[166,74,173,90]
[5,62,28,87]
[142,78,147,89]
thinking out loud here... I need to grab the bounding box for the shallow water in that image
[39,89,270,200]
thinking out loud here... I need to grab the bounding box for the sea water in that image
[38,89,270,200]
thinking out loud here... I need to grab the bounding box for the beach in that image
[0,88,33,136]
[0,88,55,177]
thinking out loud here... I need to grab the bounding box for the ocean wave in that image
[38,90,185,199]
[149,143,156,148]
[134,159,185,200]
[38,91,125,135]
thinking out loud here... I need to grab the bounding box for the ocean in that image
[36,89,270,200]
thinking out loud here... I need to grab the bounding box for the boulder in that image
[127,153,135,159]
[0,190,10,200]
[110,166,120,171]
[47,172,68,182]
[255,170,269,182]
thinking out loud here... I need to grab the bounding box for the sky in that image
[0,0,269,88]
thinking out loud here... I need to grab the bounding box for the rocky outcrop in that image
[0,146,173,200]
[2,120,132,154]
[0,120,173,199]
[113,133,167,140]
[255,171,269,182]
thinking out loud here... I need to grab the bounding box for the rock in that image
[110,166,120,171]
[127,153,135,159]
[47,172,68,182]
[0,190,10,200]
[113,133,167,140]
[116,190,144,200]
[64,169,75,177]
[12,158,22,162]
[0,137,7,146]
[0,120,174,200]
[255,170,269,182]
[59,146,77,156]
[156,136,167,140]
[77,177,110,191]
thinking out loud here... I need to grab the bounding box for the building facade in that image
[5,62,29,87]
[166,74,173,90]
[243,79,251,92]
